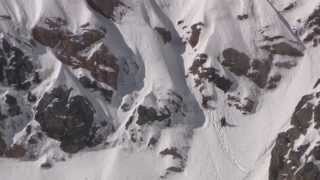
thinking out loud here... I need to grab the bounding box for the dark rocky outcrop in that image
[166,166,183,173]
[5,94,21,116]
[79,76,113,102]
[261,42,304,57]
[267,74,282,90]
[283,2,296,11]
[0,38,35,90]
[222,47,271,89]
[0,136,6,156]
[147,137,158,147]
[155,27,172,44]
[0,15,11,20]
[222,48,250,76]
[263,35,284,42]
[32,17,119,89]
[201,95,214,109]
[227,95,256,115]
[269,92,320,180]
[221,45,299,89]
[303,5,320,47]
[237,14,249,20]
[189,23,204,48]
[40,161,53,169]
[313,79,320,89]
[160,147,183,159]
[136,106,170,126]
[5,144,27,158]
[295,162,320,180]
[159,146,186,178]
[86,0,125,19]
[189,53,233,93]
[35,86,96,153]
[248,59,272,88]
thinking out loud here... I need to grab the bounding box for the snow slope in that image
[0,0,319,180]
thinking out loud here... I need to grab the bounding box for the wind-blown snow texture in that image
[0,0,319,179]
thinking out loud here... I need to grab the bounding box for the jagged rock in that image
[237,14,249,20]
[79,76,113,102]
[248,59,272,88]
[167,167,183,173]
[32,18,119,89]
[5,94,21,116]
[40,161,53,169]
[189,23,204,47]
[155,27,172,44]
[136,106,170,126]
[283,2,296,11]
[0,15,11,20]
[267,74,282,90]
[5,144,26,158]
[222,48,250,76]
[263,35,284,42]
[274,61,297,69]
[295,162,320,180]
[0,136,6,156]
[262,42,304,57]
[291,103,313,134]
[303,6,320,47]
[189,53,233,93]
[227,95,256,114]
[160,147,183,159]
[125,116,134,129]
[147,137,157,147]
[202,95,214,109]
[0,38,35,90]
[27,92,37,102]
[86,0,125,19]
[269,92,320,180]
[35,86,95,153]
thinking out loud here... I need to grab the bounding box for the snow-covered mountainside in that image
[0,0,319,179]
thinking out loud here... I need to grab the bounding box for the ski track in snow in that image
[208,111,249,174]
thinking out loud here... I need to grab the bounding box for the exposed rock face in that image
[237,14,249,20]
[221,48,273,89]
[5,94,21,116]
[86,0,125,19]
[129,91,185,128]
[160,147,186,177]
[303,5,320,47]
[136,106,171,126]
[0,38,35,90]
[283,2,296,11]
[160,147,183,159]
[189,23,204,48]
[35,86,95,153]
[261,42,304,57]
[0,36,37,158]
[5,144,26,158]
[222,48,251,76]
[249,59,273,88]
[155,27,172,44]
[32,17,119,89]
[189,53,233,94]
[0,136,6,155]
[227,95,256,114]
[79,76,114,102]
[269,92,320,180]
[122,90,190,177]
[220,42,302,89]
